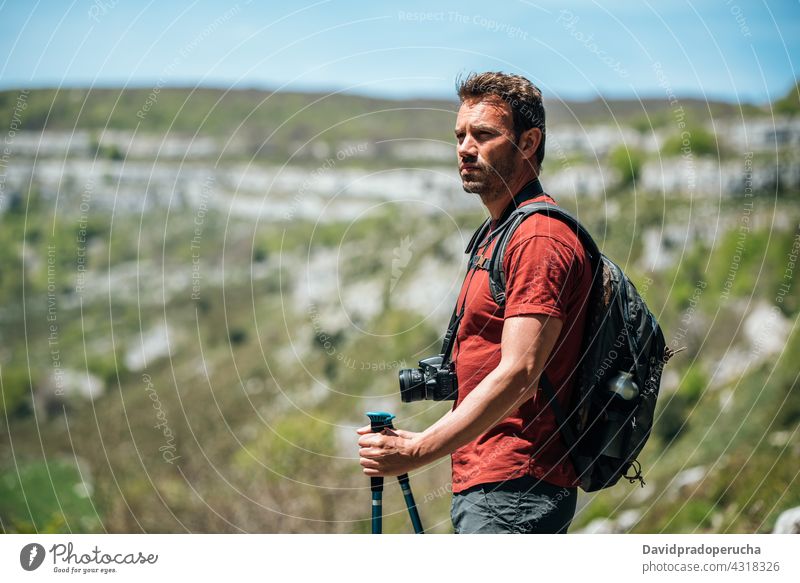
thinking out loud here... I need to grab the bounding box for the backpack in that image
[462,200,674,492]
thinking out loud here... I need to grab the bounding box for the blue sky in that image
[0,0,797,103]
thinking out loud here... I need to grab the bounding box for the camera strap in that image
[439,179,545,364]
[438,271,474,363]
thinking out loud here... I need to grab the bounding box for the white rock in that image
[294,381,330,409]
[296,247,341,308]
[45,369,105,401]
[772,506,800,534]
[340,278,384,324]
[745,303,791,358]
[718,389,734,412]
[672,465,707,495]
[660,369,680,394]
[707,347,751,389]
[616,509,642,531]
[768,430,794,447]
[73,481,93,498]
[392,254,464,329]
[124,323,176,372]
[580,518,616,534]
[632,481,655,504]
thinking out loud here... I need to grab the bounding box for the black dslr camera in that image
[398,355,458,402]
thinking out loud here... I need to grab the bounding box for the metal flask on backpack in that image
[599,372,640,459]
[609,371,640,401]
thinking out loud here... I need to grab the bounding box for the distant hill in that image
[0,86,768,142]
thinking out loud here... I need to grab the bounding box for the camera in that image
[398,355,458,402]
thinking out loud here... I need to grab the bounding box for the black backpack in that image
[463,200,674,492]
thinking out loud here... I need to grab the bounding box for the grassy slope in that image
[0,84,797,533]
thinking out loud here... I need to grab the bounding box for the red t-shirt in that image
[450,194,593,493]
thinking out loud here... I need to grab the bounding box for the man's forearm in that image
[421,407,453,435]
[413,365,536,464]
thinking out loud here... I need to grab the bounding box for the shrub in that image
[661,127,718,157]
[608,145,645,185]
[0,365,35,417]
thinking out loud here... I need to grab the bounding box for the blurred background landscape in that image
[1,1,799,534]
[1,83,798,533]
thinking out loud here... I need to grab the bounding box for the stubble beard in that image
[460,156,518,205]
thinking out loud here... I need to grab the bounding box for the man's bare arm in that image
[358,314,562,476]
[413,314,563,462]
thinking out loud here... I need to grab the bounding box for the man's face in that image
[454,97,520,201]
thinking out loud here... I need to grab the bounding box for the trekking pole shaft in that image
[397,474,424,534]
[371,477,383,534]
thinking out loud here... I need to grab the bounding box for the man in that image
[357,72,592,533]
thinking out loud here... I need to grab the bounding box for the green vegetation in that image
[4,190,796,533]
[774,82,800,117]
[1,85,798,533]
[661,126,719,157]
[0,460,102,533]
[0,365,37,417]
[608,145,645,185]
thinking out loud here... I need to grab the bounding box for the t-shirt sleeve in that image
[502,235,578,320]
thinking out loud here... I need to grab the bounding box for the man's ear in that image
[518,127,542,161]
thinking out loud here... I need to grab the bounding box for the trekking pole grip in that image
[365,411,395,534]
[364,411,425,534]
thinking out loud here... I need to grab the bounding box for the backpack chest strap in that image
[468,253,491,270]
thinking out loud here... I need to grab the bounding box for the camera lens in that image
[399,368,425,402]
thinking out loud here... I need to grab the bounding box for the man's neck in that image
[483,171,539,220]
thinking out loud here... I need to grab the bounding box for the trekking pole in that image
[398,473,424,534]
[366,412,388,534]
[365,411,425,534]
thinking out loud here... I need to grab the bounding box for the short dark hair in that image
[456,71,546,166]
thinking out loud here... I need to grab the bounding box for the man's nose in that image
[457,134,477,158]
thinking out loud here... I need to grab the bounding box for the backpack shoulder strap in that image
[487,202,601,306]
[464,217,491,256]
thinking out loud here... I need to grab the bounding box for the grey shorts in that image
[450,475,577,534]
